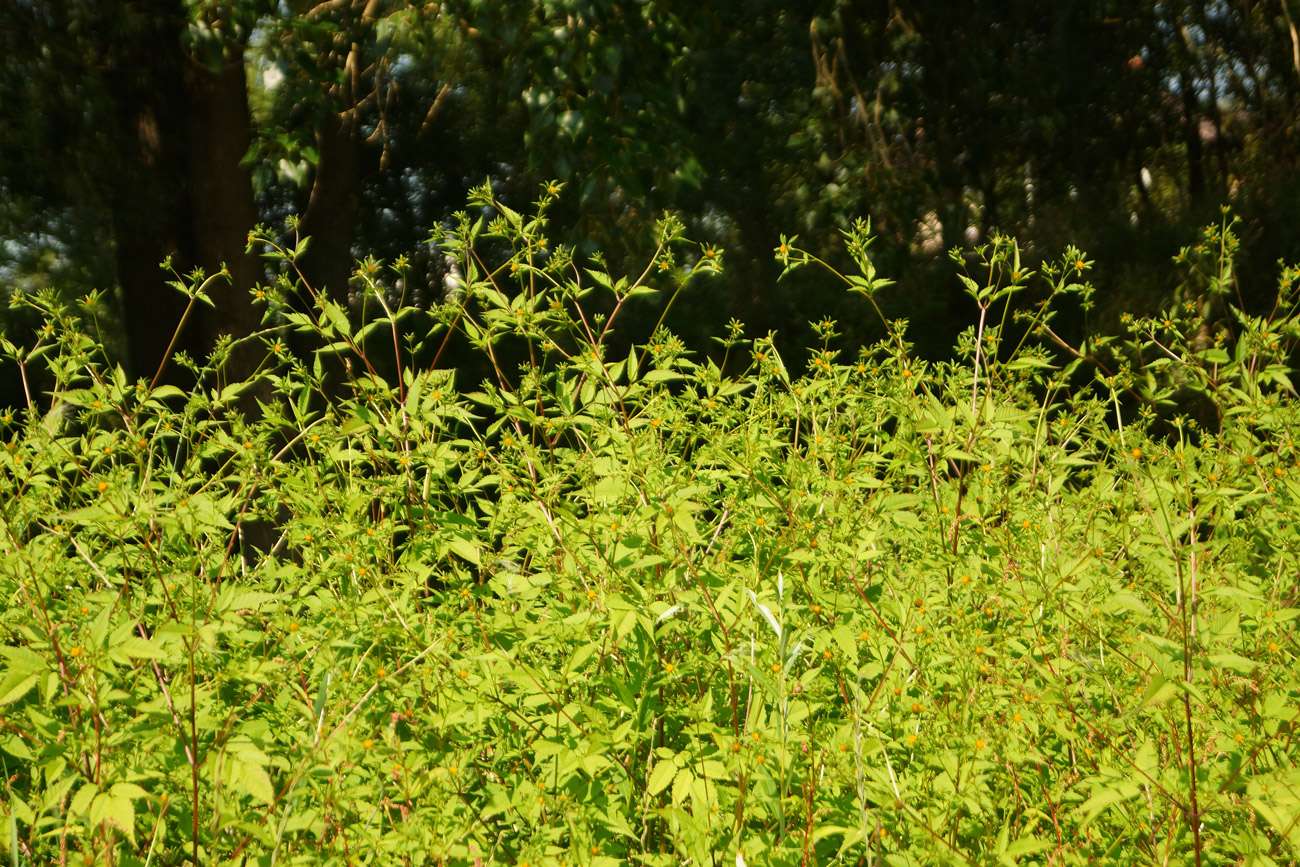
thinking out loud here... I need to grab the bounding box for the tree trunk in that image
[100,1,263,390]
[183,45,265,391]
[296,106,363,307]
[101,1,201,385]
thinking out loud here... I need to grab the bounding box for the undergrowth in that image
[2,191,1299,866]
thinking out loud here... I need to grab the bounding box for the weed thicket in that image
[2,191,1299,866]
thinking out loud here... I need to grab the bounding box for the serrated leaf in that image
[235,758,275,805]
[584,268,614,290]
[69,783,98,818]
[0,672,38,707]
[218,590,279,613]
[445,533,480,566]
[88,606,113,649]
[6,794,32,829]
[0,647,45,673]
[89,791,136,846]
[1109,592,1151,616]
[1173,676,1212,708]
[647,759,677,796]
[700,760,728,779]
[1000,834,1052,864]
[1136,673,1179,711]
[1252,797,1300,845]
[671,767,693,807]
[655,605,683,625]
[832,625,858,659]
[147,385,186,402]
[569,642,597,672]
[109,783,149,801]
[1207,653,1258,674]
[116,637,163,659]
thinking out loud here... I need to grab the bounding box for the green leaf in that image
[1000,834,1052,864]
[584,268,613,291]
[89,791,136,846]
[671,767,693,807]
[1136,673,1179,711]
[218,589,279,613]
[319,300,352,338]
[6,806,16,867]
[234,758,276,805]
[88,606,113,649]
[1077,781,1139,829]
[0,672,38,707]
[568,642,597,673]
[312,671,331,729]
[69,783,98,818]
[699,760,728,780]
[115,636,163,660]
[445,533,480,566]
[1251,797,1300,846]
[647,758,677,796]
[109,783,149,801]
[1207,653,1258,674]
[1172,676,1212,708]
[747,590,781,640]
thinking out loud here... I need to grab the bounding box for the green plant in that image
[2,192,1299,866]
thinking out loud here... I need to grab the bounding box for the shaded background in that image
[3,0,1300,405]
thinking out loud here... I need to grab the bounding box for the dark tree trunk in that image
[102,2,201,385]
[296,107,363,307]
[99,0,263,389]
[183,45,264,390]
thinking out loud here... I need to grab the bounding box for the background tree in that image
[1,0,264,389]
[4,0,1300,407]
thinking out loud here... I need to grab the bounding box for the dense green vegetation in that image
[2,193,1299,865]
[5,3,1300,862]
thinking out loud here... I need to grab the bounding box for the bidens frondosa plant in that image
[2,192,1298,866]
